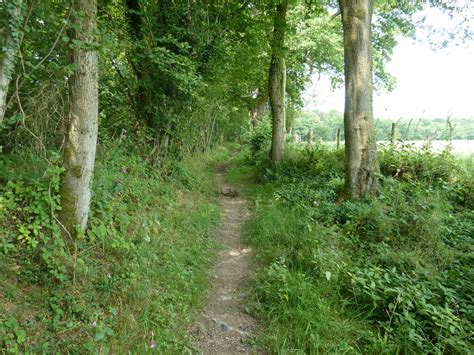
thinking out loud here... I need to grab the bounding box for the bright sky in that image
[303,6,474,119]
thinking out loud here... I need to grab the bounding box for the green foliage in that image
[292,110,474,142]
[246,119,272,158]
[287,5,344,94]
[347,265,470,353]
[292,109,343,141]
[232,144,474,353]
[378,144,474,209]
[1,0,473,353]
[0,143,220,352]
[0,316,27,353]
[0,0,25,78]
[380,143,451,180]
[252,260,368,353]
[0,162,68,282]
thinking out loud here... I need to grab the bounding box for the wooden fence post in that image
[391,123,397,146]
[307,128,313,147]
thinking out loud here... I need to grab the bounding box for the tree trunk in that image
[0,1,23,124]
[60,0,98,240]
[339,0,378,199]
[250,90,267,128]
[268,1,287,163]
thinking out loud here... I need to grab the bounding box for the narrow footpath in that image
[191,163,262,354]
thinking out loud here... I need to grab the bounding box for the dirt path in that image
[191,163,262,354]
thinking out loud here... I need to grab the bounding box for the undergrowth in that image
[0,140,229,352]
[229,137,474,353]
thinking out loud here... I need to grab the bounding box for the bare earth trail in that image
[191,163,263,354]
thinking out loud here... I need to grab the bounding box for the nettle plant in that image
[347,265,470,352]
[0,165,68,282]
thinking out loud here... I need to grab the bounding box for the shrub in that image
[379,143,458,183]
[0,165,68,282]
[246,120,272,159]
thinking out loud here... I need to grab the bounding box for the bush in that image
[246,120,272,159]
[378,143,458,183]
[0,165,68,282]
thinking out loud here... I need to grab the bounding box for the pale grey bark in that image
[339,0,378,198]
[60,0,98,239]
[250,90,266,128]
[0,1,23,124]
[268,1,287,163]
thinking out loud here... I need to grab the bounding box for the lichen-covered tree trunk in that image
[60,0,98,240]
[268,0,287,163]
[339,0,378,198]
[0,0,23,124]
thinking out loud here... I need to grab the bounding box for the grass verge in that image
[0,142,230,352]
[228,142,473,353]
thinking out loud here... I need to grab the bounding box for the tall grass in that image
[231,139,473,353]
[0,141,228,352]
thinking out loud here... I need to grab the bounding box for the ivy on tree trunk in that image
[268,0,287,163]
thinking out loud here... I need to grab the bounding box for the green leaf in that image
[15,329,26,343]
[95,330,105,341]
